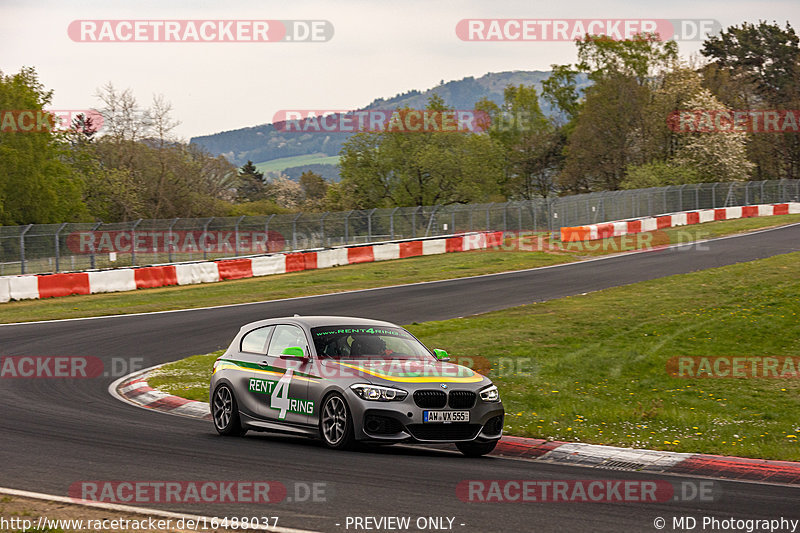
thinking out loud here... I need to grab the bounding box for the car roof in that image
[239,315,399,331]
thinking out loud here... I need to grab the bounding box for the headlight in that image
[350,384,408,402]
[479,385,500,402]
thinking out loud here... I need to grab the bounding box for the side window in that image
[240,326,274,354]
[267,325,309,357]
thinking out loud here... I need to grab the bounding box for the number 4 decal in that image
[270,369,293,419]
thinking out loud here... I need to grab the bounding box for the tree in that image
[556,33,681,191]
[672,89,754,181]
[576,33,678,85]
[701,21,800,179]
[237,160,266,202]
[299,171,329,209]
[337,96,503,207]
[478,85,564,198]
[0,67,87,224]
[560,74,648,192]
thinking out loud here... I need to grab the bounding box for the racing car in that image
[210,316,504,456]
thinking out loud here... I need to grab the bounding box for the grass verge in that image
[3,214,799,325]
[152,251,800,461]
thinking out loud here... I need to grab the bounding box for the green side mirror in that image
[433,349,450,361]
[280,346,306,359]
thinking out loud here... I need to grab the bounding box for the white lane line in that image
[2,222,798,328]
[0,486,321,533]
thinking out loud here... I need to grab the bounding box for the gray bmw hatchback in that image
[210,316,504,456]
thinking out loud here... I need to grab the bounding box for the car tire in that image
[212,384,247,436]
[456,440,497,457]
[319,393,355,450]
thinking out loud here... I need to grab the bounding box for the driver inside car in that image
[349,335,394,357]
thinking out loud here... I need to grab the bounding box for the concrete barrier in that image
[88,269,137,294]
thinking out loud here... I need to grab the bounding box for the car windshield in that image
[311,325,434,360]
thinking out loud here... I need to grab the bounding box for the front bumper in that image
[346,388,505,443]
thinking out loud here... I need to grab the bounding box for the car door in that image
[230,325,274,420]
[256,324,313,426]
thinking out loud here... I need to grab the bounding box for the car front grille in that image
[406,424,482,442]
[413,390,447,408]
[448,390,476,409]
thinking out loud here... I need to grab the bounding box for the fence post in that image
[412,206,422,238]
[167,218,179,263]
[54,222,67,273]
[425,205,440,237]
[390,207,399,240]
[202,217,213,260]
[761,180,767,203]
[19,224,32,274]
[367,208,377,242]
[485,203,493,231]
[679,184,688,212]
[712,183,718,208]
[695,185,699,211]
[90,222,103,269]
[344,211,353,245]
[130,219,142,266]
[234,215,245,257]
[320,212,329,248]
[292,213,303,250]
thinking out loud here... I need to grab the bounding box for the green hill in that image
[190,70,587,179]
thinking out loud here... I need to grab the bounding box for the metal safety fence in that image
[1,179,797,276]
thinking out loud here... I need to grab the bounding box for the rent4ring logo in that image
[67,20,334,42]
[0,356,143,379]
[456,19,721,42]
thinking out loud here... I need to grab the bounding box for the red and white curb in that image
[561,202,800,242]
[110,365,211,421]
[0,231,502,304]
[113,368,800,486]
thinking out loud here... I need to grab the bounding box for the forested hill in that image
[189,70,561,167]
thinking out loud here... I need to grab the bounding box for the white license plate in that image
[423,410,470,423]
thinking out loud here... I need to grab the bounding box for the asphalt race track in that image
[2,224,800,532]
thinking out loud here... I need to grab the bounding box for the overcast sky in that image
[2,0,798,140]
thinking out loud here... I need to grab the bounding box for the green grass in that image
[254,153,340,174]
[2,214,798,325]
[153,251,800,461]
